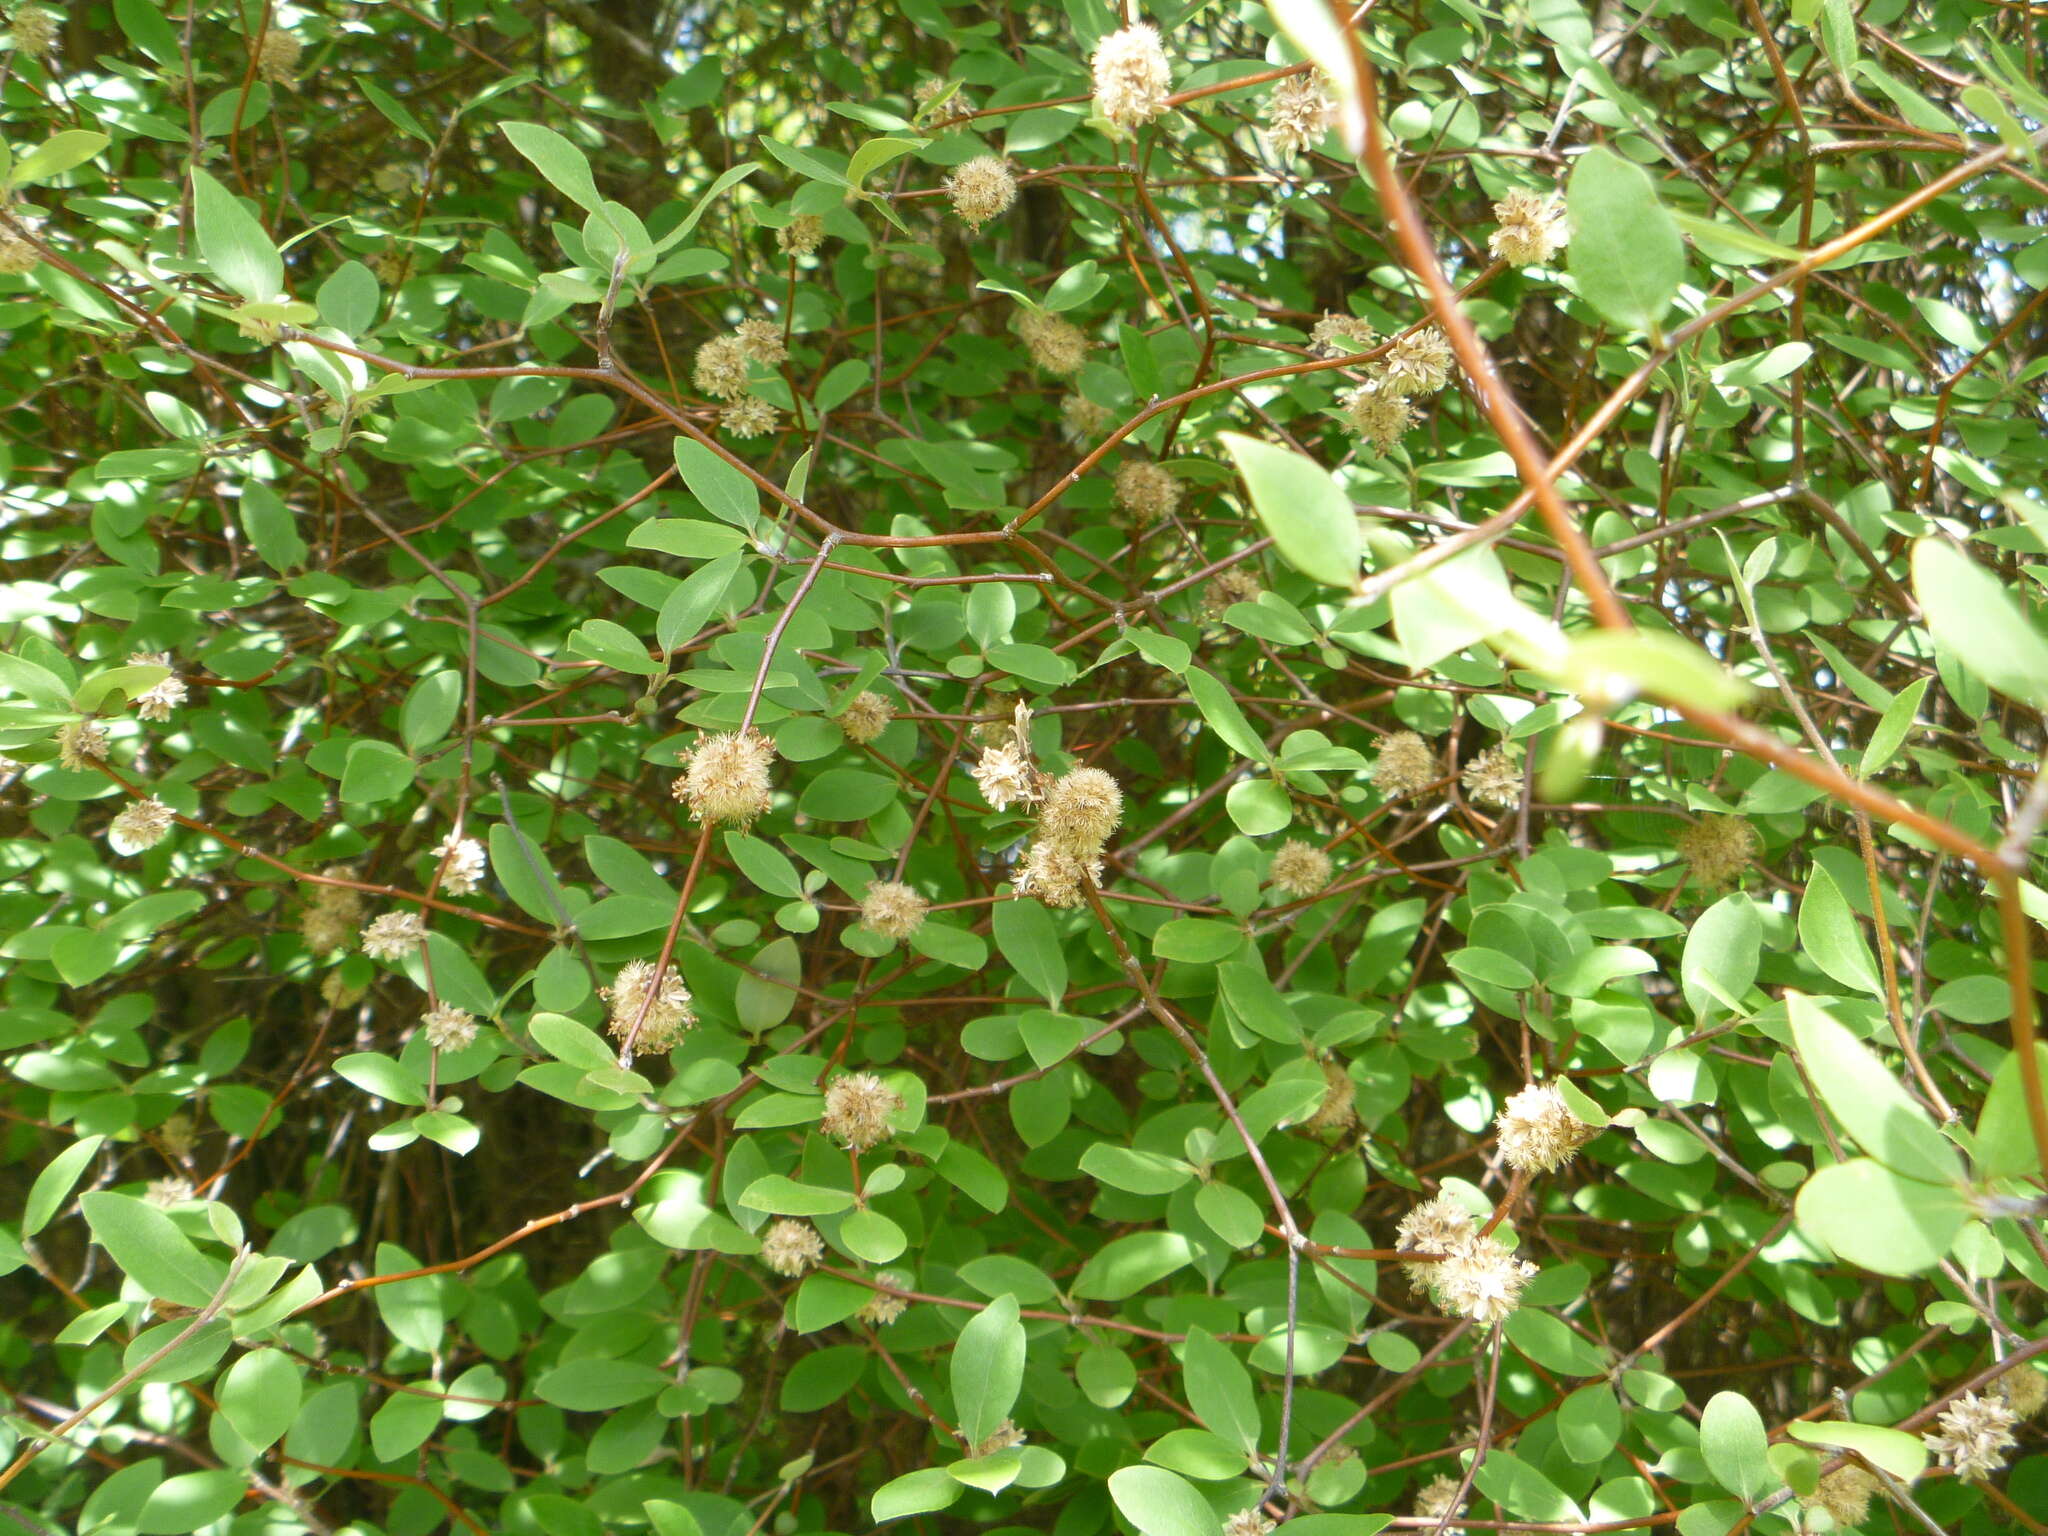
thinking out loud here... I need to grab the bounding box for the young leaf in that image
[1699,1391,1772,1501]
[1911,539,2048,711]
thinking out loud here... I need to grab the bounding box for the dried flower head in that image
[1676,815,1757,890]
[254,27,301,85]
[1414,1474,1467,1536]
[972,1419,1025,1457]
[1338,376,1416,449]
[1310,311,1377,359]
[1270,839,1334,900]
[837,690,895,744]
[1496,1082,1598,1174]
[673,728,776,826]
[147,1176,195,1208]
[1114,458,1181,525]
[1061,393,1114,441]
[1490,189,1568,267]
[1801,1465,1882,1529]
[1203,566,1263,618]
[9,4,55,56]
[108,797,174,855]
[1018,308,1088,375]
[360,911,425,961]
[973,741,1041,812]
[723,394,780,438]
[821,1071,904,1151]
[1266,68,1334,159]
[1435,1229,1538,1324]
[759,1218,825,1277]
[1014,840,1104,908]
[1091,23,1173,130]
[1383,325,1455,396]
[319,969,367,1010]
[859,1289,908,1326]
[1994,1362,2047,1418]
[1372,731,1438,797]
[860,880,929,941]
[1223,1512,1277,1536]
[421,1004,478,1052]
[733,316,786,366]
[693,335,751,400]
[1041,766,1123,851]
[1303,1057,1357,1135]
[433,833,488,896]
[58,720,109,771]
[777,215,825,257]
[1923,1391,2018,1482]
[0,234,39,274]
[301,872,365,954]
[1395,1192,1478,1294]
[158,1113,196,1160]
[127,650,187,721]
[602,958,696,1051]
[1461,743,1523,809]
[946,155,1018,230]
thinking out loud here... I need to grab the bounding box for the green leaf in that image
[950,1294,1025,1447]
[24,1133,103,1237]
[190,166,285,303]
[237,481,308,572]
[1794,1157,1968,1276]
[993,898,1066,1007]
[535,1357,671,1411]
[500,121,608,216]
[8,130,110,189]
[1107,1465,1223,1536]
[1181,1328,1260,1454]
[1796,867,1882,997]
[1976,1043,2048,1180]
[1566,147,1684,333]
[1224,778,1292,836]
[1218,433,1361,589]
[1783,1421,1929,1482]
[872,1467,964,1522]
[1860,674,1928,776]
[1073,1231,1194,1300]
[400,671,462,753]
[217,1348,302,1451]
[1152,919,1245,965]
[1079,1143,1196,1195]
[1559,630,1750,714]
[674,437,760,530]
[340,739,415,805]
[1787,994,1959,1184]
[1186,667,1268,763]
[80,1192,228,1308]
[737,1175,854,1216]
[1911,539,2048,711]
[1700,1392,1773,1501]
[1682,894,1760,1018]
[334,1052,428,1107]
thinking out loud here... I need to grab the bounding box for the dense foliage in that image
[2,1,2047,1534]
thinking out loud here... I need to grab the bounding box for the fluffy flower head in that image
[301,871,364,954]
[1373,731,1437,797]
[946,155,1017,229]
[128,651,187,721]
[1994,1362,2047,1418]
[1266,69,1334,159]
[693,335,751,400]
[1091,23,1173,129]
[723,394,779,438]
[734,316,786,365]
[674,728,776,826]
[254,28,301,85]
[360,911,425,961]
[58,720,109,770]
[1490,189,1568,267]
[973,741,1040,812]
[1414,1474,1466,1536]
[1270,839,1333,899]
[1435,1230,1538,1324]
[433,833,488,896]
[1383,325,1455,396]
[1922,1391,2017,1482]
[1310,311,1376,359]
[1676,815,1757,891]
[777,215,824,257]
[860,880,929,941]
[1041,766,1122,851]
[1801,1466,1881,1529]
[1018,308,1088,374]
[1114,459,1180,524]
[108,797,175,855]
[837,690,895,744]
[1461,743,1523,809]
[1495,1081,1598,1174]
[1302,1057,1357,1135]
[0,234,39,274]
[421,1004,478,1052]
[760,1218,825,1277]
[603,959,695,1051]
[821,1071,904,1151]
[1339,376,1416,449]
[10,4,56,57]
[1061,393,1113,441]
[1014,840,1103,908]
